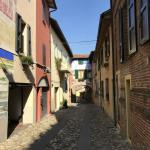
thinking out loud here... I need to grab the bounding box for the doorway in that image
[8,84,32,137]
[54,87,58,111]
[125,76,131,142]
[115,75,120,126]
[41,88,47,118]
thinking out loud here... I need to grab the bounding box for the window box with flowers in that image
[19,54,33,66]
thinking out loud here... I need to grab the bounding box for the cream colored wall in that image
[0,1,15,142]
[16,0,36,123]
[51,27,71,110]
[0,2,16,53]
[0,0,36,84]
[101,26,114,120]
[14,0,36,84]
[23,88,36,123]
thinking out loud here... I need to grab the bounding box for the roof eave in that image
[47,0,57,9]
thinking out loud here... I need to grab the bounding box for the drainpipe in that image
[110,0,117,127]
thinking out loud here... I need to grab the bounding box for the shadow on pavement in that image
[28,104,79,150]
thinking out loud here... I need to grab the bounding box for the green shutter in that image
[84,70,87,79]
[75,70,78,79]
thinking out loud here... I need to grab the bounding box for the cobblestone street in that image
[0,104,131,150]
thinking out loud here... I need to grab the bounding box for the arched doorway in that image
[37,77,49,121]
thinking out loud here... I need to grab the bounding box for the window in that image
[140,0,150,44]
[100,81,104,98]
[64,78,68,92]
[42,0,48,23]
[105,34,110,59]
[119,8,124,62]
[128,0,136,54]
[42,44,46,65]
[98,57,100,70]
[87,71,92,79]
[103,40,109,66]
[75,70,78,79]
[105,78,109,101]
[78,60,84,65]
[78,70,84,80]
[100,49,104,66]
[16,13,25,53]
[27,25,31,56]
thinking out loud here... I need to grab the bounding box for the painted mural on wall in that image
[0,48,14,106]
[0,0,15,142]
[0,0,15,109]
[0,0,16,53]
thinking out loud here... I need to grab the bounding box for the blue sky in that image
[52,0,110,55]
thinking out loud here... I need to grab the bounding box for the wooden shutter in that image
[105,78,109,101]
[119,8,124,62]
[16,13,22,53]
[27,25,31,56]
[140,0,150,43]
[128,0,136,54]
[107,34,110,57]
[84,70,88,79]
[75,70,78,79]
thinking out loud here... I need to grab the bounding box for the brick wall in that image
[112,0,150,148]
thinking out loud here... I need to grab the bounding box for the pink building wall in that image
[36,0,51,121]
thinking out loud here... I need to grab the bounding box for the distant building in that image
[71,54,92,103]
[50,18,73,112]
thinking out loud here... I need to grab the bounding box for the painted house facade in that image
[0,0,57,142]
[111,0,150,148]
[71,55,92,102]
[50,18,73,112]
[0,0,16,142]
[93,10,114,120]
[35,0,57,122]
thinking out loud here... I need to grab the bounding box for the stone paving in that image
[0,104,132,150]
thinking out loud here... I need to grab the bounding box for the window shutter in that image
[119,8,124,62]
[16,14,22,53]
[84,70,88,79]
[75,70,78,79]
[65,78,68,91]
[27,25,31,56]
[107,34,110,57]
[105,79,109,101]
[140,0,150,43]
[128,0,136,54]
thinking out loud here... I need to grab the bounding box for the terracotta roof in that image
[73,54,89,59]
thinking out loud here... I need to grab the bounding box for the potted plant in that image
[19,54,33,66]
[0,63,7,72]
[55,57,62,71]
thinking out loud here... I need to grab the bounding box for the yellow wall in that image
[101,26,114,120]
[15,0,37,123]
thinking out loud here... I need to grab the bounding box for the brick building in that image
[111,0,150,148]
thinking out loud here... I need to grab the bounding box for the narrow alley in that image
[0,104,131,150]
